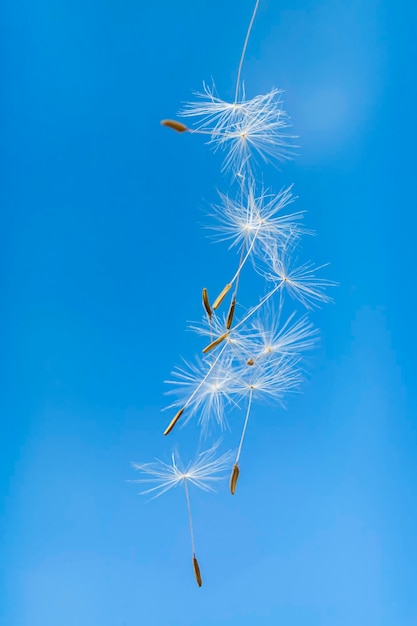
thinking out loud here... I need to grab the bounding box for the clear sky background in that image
[1,0,417,624]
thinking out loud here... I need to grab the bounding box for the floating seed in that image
[202,288,212,318]
[161,119,188,133]
[226,297,236,330]
[247,358,255,366]
[202,332,229,354]
[212,283,232,310]
[230,463,240,495]
[192,554,203,587]
[163,408,185,436]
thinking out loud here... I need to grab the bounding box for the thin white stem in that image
[235,387,254,465]
[225,242,247,330]
[208,316,214,365]
[183,479,196,556]
[233,280,284,332]
[188,128,221,136]
[234,0,261,104]
[233,238,247,291]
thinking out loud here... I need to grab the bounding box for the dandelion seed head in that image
[251,307,319,359]
[235,355,303,404]
[131,441,234,498]
[209,182,306,263]
[181,84,296,174]
[262,243,335,309]
[165,353,240,430]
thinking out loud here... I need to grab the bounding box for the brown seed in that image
[163,408,185,436]
[247,358,255,366]
[212,283,232,310]
[193,554,203,587]
[202,332,229,354]
[230,463,240,495]
[202,288,212,318]
[161,119,188,133]
[226,297,236,330]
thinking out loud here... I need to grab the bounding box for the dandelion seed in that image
[217,95,296,174]
[181,86,296,174]
[210,182,305,253]
[180,82,245,135]
[235,356,303,402]
[165,349,239,431]
[208,182,307,304]
[263,244,335,309]
[131,442,233,586]
[229,357,302,493]
[131,441,233,497]
[251,307,319,360]
[230,386,254,494]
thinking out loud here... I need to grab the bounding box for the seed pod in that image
[202,332,229,354]
[226,297,236,330]
[230,463,240,494]
[164,408,185,436]
[247,358,255,366]
[212,283,232,310]
[193,554,203,587]
[202,288,212,318]
[161,119,188,133]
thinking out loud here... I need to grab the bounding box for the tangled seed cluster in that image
[132,0,334,587]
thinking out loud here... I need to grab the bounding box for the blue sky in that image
[1,0,417,624]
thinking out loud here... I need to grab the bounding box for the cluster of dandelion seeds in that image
[132,0,334,588]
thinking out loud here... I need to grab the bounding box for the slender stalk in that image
[232,280,284,332]
[228,176,262,294]
[233,239,246,290]
[225,244,245,330]
[161,124,222,137]
[230,387,254,494]
[224,223,262,326]
[188,128,223,136]
[202,287,214,363]
[208,316,214,365]
[236,387,254,466]
[234,0,261,103]
[184,479,203,587]
[183,478,196,555]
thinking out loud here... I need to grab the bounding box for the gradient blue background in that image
[1,0,416,624]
